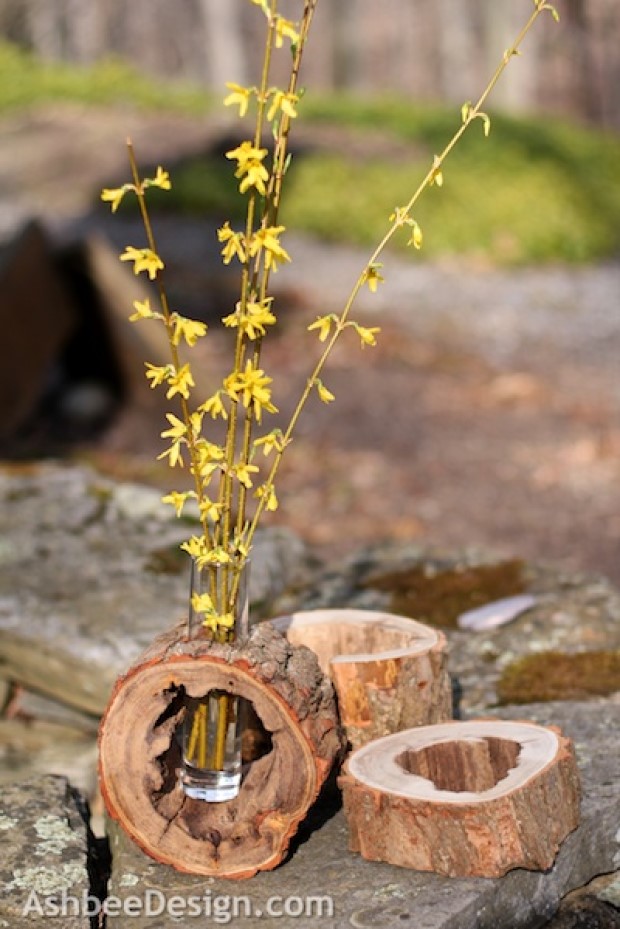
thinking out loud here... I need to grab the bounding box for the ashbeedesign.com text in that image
[22,889,335,922]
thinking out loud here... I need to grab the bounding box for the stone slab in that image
[0,775,92,928]
[104,700,620,929]
[0,463,309,715]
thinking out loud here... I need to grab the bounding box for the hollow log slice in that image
[98,622,343,879]
[339,719,581,877]
[270,610,452,749]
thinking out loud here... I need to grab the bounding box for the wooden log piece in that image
[270,610,452,749]
[98,622,343,879]
[339,719,581,877]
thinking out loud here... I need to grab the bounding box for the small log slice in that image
[270,610,452,749]
[339,719,581,877]
[98,622,343,879]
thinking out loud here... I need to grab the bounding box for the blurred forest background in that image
[1,0,619,129]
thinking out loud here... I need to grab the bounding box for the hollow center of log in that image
[397,737,521,793]
[284,622,415,669]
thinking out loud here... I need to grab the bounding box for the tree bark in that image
[339,719,581,878]
[98,622,343,879]
[270,610,452,750]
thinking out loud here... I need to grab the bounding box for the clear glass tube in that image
[180,559,249,802]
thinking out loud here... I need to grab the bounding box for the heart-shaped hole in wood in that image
[397,736,521,793]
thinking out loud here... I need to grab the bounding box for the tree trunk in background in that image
[199,0,246,88]
[436,0,481,104]
[6,0,620,129]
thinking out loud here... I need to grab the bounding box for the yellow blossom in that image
[267,90,299,122]
[161,413,187,440]
[217,222,247,265]
[191,591,214,614]
[120,246,164,280]
[226,141,269,196]
[255,483,278,511]
[233,462,260,489]
[407,221,423,250]
[129,299,155,321]
[203,611,234,633]
[171,314,207,347]
[224,360,277,423]
[157,440,184,468]
[199,497,223,523]
[199,392,228,420]
[430,155,444,187]
[316,380,335,403]
[308,314,337,342]
[248,226,291,272]
[101,184,132,213]
[275,16,300,48]
[254,430,287,457]
[362,264,385,293]
[180,535,206,561]
[161,490,194,517]
[144,363,172,389]
[223,299,276,339]
[353,324,381,348]
[223,82,253,118]
[166,363,195,400]
[145,166,171,191]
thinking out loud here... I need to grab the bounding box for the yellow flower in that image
[248,226,291,272]
[198,497,222,523]
[226,141,269,196]
[267,90,299,122]
[224,360,277,423]
[353,324,381,348]
[308,314,336,342]
[180,535,206,561]
[161,490,193,517]
[161,413,187,440]
[430,155,443,187]
[171,314,207,347]
[157,440,184,468]
[217,222,247,265]
[101,184,132,213]
[316,380,335,404]
[275,17,300,48]
[145,166,172,191]
[255,483,278,511]
[223,299,276,340]
[254,430,285,456]
[223,82,253,118]
[407,221,423,250]
[199,392,228,421]
[190,591,214,614]
[129,299,155,321]
[362,263,385,293]
[144,363,172,389]
[120,246,164,280]
[166,363,195,400]
[233,462,260,489]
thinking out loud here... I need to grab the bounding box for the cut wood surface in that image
[339,719,581,877]
[98,622,343,879]
[270,610,452,749]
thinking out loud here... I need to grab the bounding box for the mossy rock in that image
[497,650,620,705]
[363,557,526,629]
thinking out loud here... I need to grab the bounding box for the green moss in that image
[497,650,620,704]
[364,558,526,628]
[0,41,211,114]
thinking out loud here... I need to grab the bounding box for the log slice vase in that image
[98,622,343,879]
[270,609,452,749]
[339,719,581,877]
